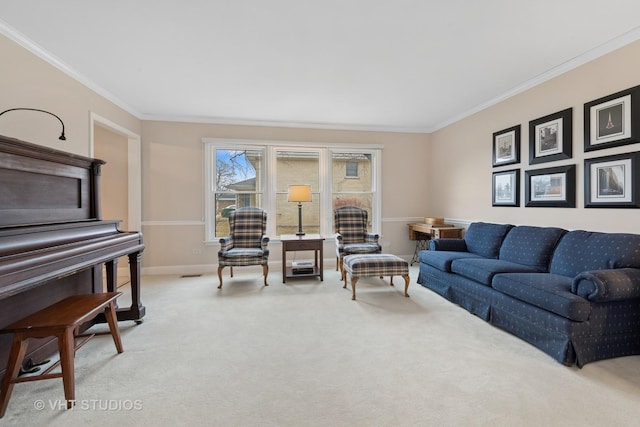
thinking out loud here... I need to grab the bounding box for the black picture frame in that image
[528,108,572,164]
[584,85,640,152]
[584,152,640,208]
[492,125,520,167]
[525,164,576,207]
[492,169,520,207]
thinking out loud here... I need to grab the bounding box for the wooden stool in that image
[343,254,410,300]
[0,292,124,417]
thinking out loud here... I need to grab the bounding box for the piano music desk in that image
[0,292,123,417]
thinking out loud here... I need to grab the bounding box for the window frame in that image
[203,138,382,243]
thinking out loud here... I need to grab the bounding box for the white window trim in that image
[203,138,382,243]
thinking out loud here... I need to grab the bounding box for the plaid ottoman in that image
[342,254,410,300]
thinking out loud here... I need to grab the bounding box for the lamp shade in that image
[288,185,312,202]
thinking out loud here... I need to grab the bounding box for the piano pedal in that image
[18,358,51,376]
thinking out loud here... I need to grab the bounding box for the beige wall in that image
[8,29,640,275]
[429,39,640,233]
[94,126,129,229]
[0,34,141,156]
[94,125,131,278]
[140,121,429,273]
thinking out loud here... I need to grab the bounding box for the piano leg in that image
[126,251,145,324]
[96,252,145,324]
[105,258,118,293]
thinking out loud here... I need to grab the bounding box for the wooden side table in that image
[281,234,325,283]
[408,223,464,265]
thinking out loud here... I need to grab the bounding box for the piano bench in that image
[0,292,124,418]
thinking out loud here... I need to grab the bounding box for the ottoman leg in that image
[390,276,394,287]
[351,276,358,300]
[403,275,410,297]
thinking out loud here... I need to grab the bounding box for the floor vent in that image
[180,274,202,278]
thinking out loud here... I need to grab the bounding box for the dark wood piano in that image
[0,134,145,380]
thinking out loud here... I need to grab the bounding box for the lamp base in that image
[295,202,306,236]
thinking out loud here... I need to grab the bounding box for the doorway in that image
[90,113,142,286]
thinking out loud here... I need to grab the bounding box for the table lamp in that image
[288,185,312,236]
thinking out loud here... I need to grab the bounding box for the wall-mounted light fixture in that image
[0,108,66,140]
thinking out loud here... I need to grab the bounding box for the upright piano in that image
[0,134,145,379]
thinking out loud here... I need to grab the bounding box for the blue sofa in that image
[417,222,640,367]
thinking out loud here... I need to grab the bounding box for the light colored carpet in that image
[2,265,640,426]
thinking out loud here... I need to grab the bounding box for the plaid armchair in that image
[334,206,381,278]
[217,207,270,289]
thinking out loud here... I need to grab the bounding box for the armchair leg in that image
[230,266,234,277]
[217,266,224,289]
[263,264,269,286]
[336,257,339,271]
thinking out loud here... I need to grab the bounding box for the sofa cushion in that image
[549,230,640,277]
[492,273,591,322]
[463,222,513,259]
[499,226,565,271]
[418,250,483,273]
[451,258,542,286]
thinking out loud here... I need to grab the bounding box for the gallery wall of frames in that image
[491,84,640,209]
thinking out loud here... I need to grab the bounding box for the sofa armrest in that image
[428,238,468,252]
[571,268,640,302]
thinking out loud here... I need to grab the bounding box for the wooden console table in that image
[407,223,464,265]
[281,234,325,283]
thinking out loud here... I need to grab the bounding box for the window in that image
[206,146,265,240]
[345,161,359,178]
[275,149,320,235]
[204,140,381,242]
[332,152,373,227]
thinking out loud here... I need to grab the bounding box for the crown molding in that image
[140,113,432,134]
[0,19,143,120]
[430,25,640,133]
[3,18,640,135]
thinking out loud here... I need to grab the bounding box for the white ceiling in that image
[2,1,640,133]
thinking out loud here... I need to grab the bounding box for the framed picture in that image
[492,169,520,206]
[492,125,520,167]
[584,85,640,152]
[525,164,576,207]
[584,152,640,208]
[529,108,572,164]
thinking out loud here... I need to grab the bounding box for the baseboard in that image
[141,254,414,276]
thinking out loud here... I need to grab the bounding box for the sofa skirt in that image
[418,263,640,366]
[418,263,496,321]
